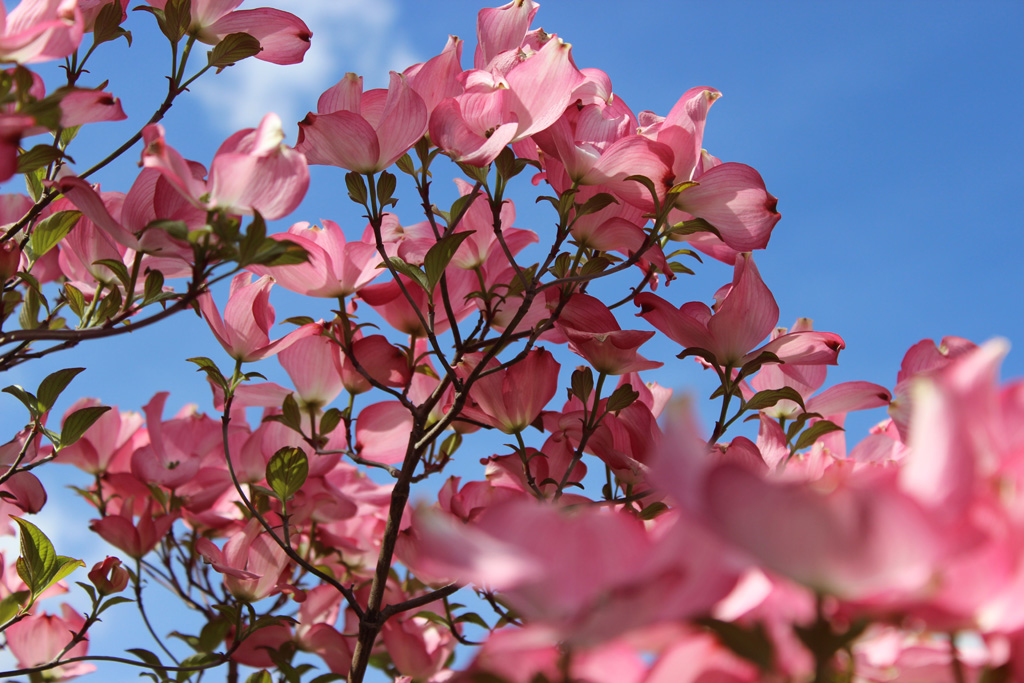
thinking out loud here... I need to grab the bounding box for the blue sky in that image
[1,0,1022,679]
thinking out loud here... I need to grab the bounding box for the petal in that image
[708,254,779,364]
[505,37,583,140]
[430,98,518,166]
[56,176,139,249]
[206,8,311,65]
[375,72,429,170]
[474,0,539,69]
[295,111,380,172]
[355,401,414,464]
[675,163,781,252]
[659,86,720,182]
[634,292,715,351]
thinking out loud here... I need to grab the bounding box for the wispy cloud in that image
[193,0,422,136]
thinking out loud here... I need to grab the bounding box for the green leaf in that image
[439,431,461,458]
[624,174,660,208]
[579,255,612,277]
[668,262,696,275]
[76,581,96,604]
[145,218,189,240]
[666,180,699,196]
[0,589,29,627]
[93,285,122,323]
[266,447,308,502]
[575,192,618,217]
[3,384,40,417]
[456,161,489,185]
[785,413,814,443]
[252,237,308,267]
[59,124,82,148]
[308,674,346,683]
[281,316,315,327]
[96,595,134,615]
[395,153,415,176]
[246,672,273,683]
[411,610,448,626]
[793,420,844,451]
[93,258,132,291]
[376,170,397,207]
[424,231,473,292]
[667,217,722,241]
[16,144,64,174]
[743,387,806,413]
[198,617,231,653]
[551,252,572,278]
[454,611,490,629]
[25,165,45,200]
[606,383,639,413]
[93,0,131,46]
[384,256,429,292]
[447,192,478,228]
[280,392,302,432]
[208,32,262,71]
[638,502,669,520]
[697,617,775,672]
[319,408,343,436]
[235,211,266,266]
[161,0,191,43]
[64,283,85,318]
[17,286,40,330]
[50,555,86,589]
[493,146,519,181]
[29,210,81,260]
[186,357,228,392]
[176,653,221,681]
[143,269,165,305]
[345,172,368,206]
[570,367,593,403]
[13,517,84,600]
[127,647,164,670]
[37,367,85,412]
[61,405,112,447]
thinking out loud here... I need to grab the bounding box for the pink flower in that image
[144,0,310,64]
[0,0,84,64]
[636,253,843,368]
[196,518,292,603]
[141,114,309,220]
[88,556,129,595]
[403,35,464,117]
[249,219,381,298]
[555,294,662,375]
[277,325,344,409]
[5,604,95,680]
[198,272,316,363]
[297,72,428,173]
[429,34,584,166]
[90,500,176,559]
[402,499,739,645]
[335,333,412,395]
[457,349,560,434]
[56,399,144,474]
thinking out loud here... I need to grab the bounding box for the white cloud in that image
[193,0,423,136]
